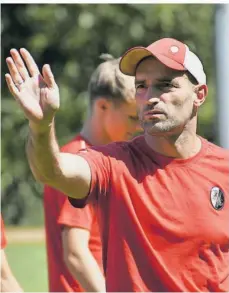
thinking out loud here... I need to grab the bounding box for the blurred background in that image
[1,3,228,291]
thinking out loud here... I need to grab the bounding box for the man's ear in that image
[94,97,111,112]
[193,84,208,107]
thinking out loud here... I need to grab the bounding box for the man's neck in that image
[144,124,202,160]
[80,116,111,146]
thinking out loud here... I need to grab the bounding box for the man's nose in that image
[146,97,160,106]
[145,87,160,106]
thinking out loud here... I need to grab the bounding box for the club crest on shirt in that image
[210,187,224,210]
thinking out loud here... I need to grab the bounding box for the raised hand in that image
[5,48,60,130]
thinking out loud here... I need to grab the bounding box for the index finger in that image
[19,48,40,77]
[10,49,30,80]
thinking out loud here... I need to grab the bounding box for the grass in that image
[5,241,48,292]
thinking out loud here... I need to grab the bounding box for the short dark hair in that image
[88,54,135,106]
[185,71,198,85]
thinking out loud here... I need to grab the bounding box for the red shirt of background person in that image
[44,135,101,292]
[1,216,7,249]
[43,55,140,292]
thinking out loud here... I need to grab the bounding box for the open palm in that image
[5,48,59,127]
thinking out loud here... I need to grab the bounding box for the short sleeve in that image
[1,216,7,249]
[58,196,95,231]
[44,185,94,231]
[68,145,112,208]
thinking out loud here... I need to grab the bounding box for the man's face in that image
[104,100,141,142]
[135,57,197,136]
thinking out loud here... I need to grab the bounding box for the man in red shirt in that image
[1,216,23,292]
[43,55,139,292]
[6,38,229,292]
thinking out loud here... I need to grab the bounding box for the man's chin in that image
[143,123,174,136]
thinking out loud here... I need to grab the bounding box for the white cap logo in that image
[170,46,179,53]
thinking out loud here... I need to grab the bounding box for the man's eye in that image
[161,82,173,87]
[136,84,145,89]
[156,82,175,90]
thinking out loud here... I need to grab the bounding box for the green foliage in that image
[1,4,216,224]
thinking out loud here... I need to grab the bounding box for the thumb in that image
[42,64,56,88]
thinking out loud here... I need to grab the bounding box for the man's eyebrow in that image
[135,76,178,86]
[155,77,173,82]
[135,80,145,86]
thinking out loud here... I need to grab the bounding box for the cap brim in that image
[120,47,185,76]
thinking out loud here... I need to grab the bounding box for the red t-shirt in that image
[1,216,7,249]
[44,135,103,292]
[70,135,229,292]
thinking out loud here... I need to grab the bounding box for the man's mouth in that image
[143,109,166,120]
[144,109,165,115]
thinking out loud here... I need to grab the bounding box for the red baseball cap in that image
[119,38,206,84]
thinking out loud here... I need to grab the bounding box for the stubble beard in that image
[141,118,182,136]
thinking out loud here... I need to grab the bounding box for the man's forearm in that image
[27,120,92,199]
[66,249,105,292]
[26,120,60,184]
[1,250,23,292]
[1,275,23,292]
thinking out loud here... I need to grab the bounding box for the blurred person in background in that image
[43,54,140,292]
[1,215,23,292]
[5,37,228,292]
